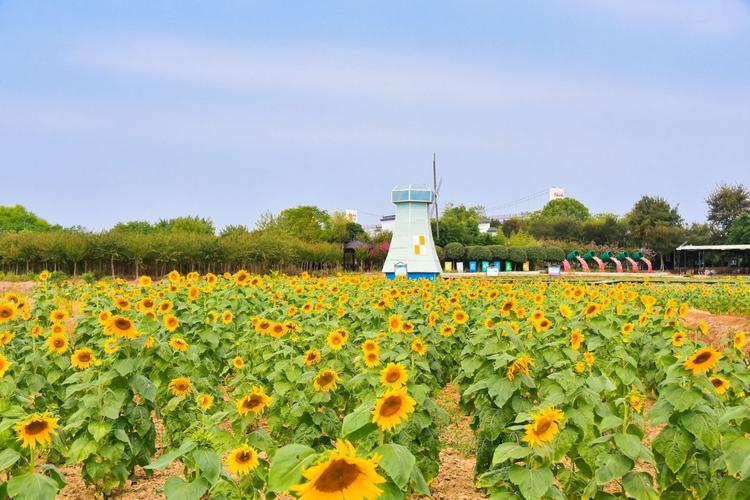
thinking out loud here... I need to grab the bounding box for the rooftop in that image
[391,184,434,203]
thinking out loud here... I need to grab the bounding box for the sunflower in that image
[114,297,131,311]
[314,369,340,392]
[388,314,403,332]
[234,270,251,285]
[440,324,456,337]
[169,337,188,352]
[196,393,214,411]
[672,332,687,347]
[710,375,730,395]
[167,270,181,282]
[640,295,656,311]
[51,323,66,336]
[164,314,180,332]
[621,323,634,336]
[684,346,723,375]
[158,300,174,314]
[31,324,42,337]
[304,349,321,366]
[372,387,416,432]
[574,361,586,373]
[236,386,271,415]
[269,322,287,338]
[559,304,572,319]
[734,331,746,350]
[584,351,595,367]
[583,303,601,319]
[222,310,234,324]
[629,394,643,413]
[232,356,244,369]
[70,348,96,369]
[144,336,155,349]
[109,315,136,338]
[411,338,427,356]
[226,444,259,476]
[0,302,16,323]
[104,338,120,354]
[698,320,709,335]
[506,354,534,381]
[0,353,12,377]
[138,275,152,287]
[452,310,469,325]
[500,299,516,317]
[363,351,380,368]
[187,286,199,301]
[327,330,346,350]
[570,329,584,351]
[291,440,384,500]
[0,330,15,345]
[47,333,69,354]
[15,413,59,449]
[362,340,379,354]
[522,407,564,448]
[39,270,50,281]
[380,363,407,387]
[50,309,69,323]
[98,310,112,326]
[168,377,192,396]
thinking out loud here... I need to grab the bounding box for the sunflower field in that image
[0,271,749,499]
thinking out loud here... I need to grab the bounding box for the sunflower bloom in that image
[734,331,746,350]
[169,337,188,352]
[70,348,96,369]
[291,441,384,500]
[304,349,321,366]
[164,314,180,332]
[197,393,214,411]
[684,346,723,375]
[372,387,416,432]
[710,376,730,395]
[327,330,346,350]
[363,351,380,368]
[452,310,468,324]
[522,407,564,448]
[15,413,59,449]
[570,330,584,351]
[226,445,259,476]
[672,332,687,347]
[169,377,192,396]
[47,333,69,354]
[236,386,271,415]
[411,338,427,356]
[380,363,407,387]
[0,354,12,377]
[314,369,340,392]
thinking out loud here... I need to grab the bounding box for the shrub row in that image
[442,242,565,265]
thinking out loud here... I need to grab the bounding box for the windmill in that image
[432,153,442,240]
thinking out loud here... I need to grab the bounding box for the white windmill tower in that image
[381,183,442,279]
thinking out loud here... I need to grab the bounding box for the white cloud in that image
[568,0,750,35]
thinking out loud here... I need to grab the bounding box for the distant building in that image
[380,214,396,233]
[345,209,358,223]
[478,219,492,234]
[549,187,565,201]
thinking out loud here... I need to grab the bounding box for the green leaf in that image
[599,415,623,432]
[508,465,553,500]
[130,374,157,402]
[653,427,692,473]
[622,472,659,500]
[595,454,633,485]
[0,448,21,471]
[410,465,430,496]
[99,397,124,419]
[374,443,416,490]
[6,472,58,500]
[67,436,98,463]
[719,406,750,425]
[680,411,719,449]
[87,421,111,442]
[492,443,531,465]
[341,399,375,438]
[722,435,750,477]
[192,449,221,485]
[614,433,643,461]
[163,476,209,500]
[113,358,135,376]
[663,386,703,412]
[268,444,316,492]
[144,440,196,470]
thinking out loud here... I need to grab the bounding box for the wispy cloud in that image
[67,36,749,117]
[568,0,750,35]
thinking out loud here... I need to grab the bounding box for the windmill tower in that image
[382,184,442,279]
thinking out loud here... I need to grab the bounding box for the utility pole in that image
[433,152,439,241]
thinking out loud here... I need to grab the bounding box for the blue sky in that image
[1,0,749,230]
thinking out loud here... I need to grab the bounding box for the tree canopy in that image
[0,204,55,232]
[538,197,590,222]
[706,184,750,237]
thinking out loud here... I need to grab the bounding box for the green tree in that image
[155,216,215,235]
[538,198,590,222]
[326,212,368,243]
[433,205,483,246]
[626,196,683,248]
[112,220,155,234]
[272,206,331,242]
[706,183,750,238]
[726,213,750,244]
[0,204,54,232]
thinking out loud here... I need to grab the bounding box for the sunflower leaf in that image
[6,472,58,500]
[374,443,416,491]
[163,476,209,500]
[0,448,21,471]
[268,443,316,492]
[508,465,553,500]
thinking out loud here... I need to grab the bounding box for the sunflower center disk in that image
[314,460,360,492]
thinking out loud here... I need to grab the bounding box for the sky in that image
[1,0,749,231]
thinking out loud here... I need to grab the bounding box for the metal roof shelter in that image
[675,243,750,275]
